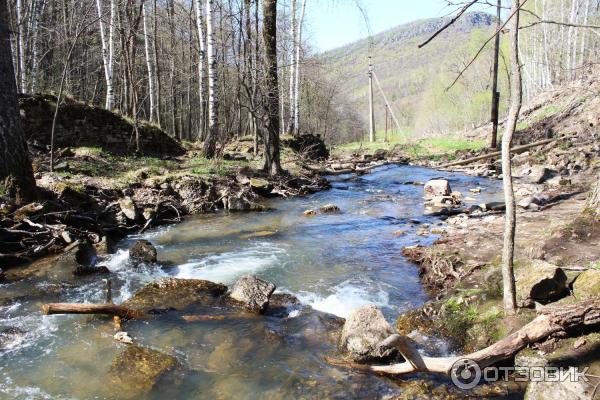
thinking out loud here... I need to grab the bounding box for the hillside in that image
[320,11,500,140]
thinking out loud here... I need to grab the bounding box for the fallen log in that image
[42,303,146,320]
[437,135,573,169]
[328,299,599,377]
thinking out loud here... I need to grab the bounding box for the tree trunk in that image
[42,303,145,320]
[153,0,162,127]
[262,0,282,176]
[95,0,114,110]
[194,0,206,141]
[292,0,307,137]
[330,299,600,377]
[203,0,218,158]
[142,3,156,122]
[0,0,36,205]
[16,0,26,92]
[287,0,297,135]
[501,0,523,315]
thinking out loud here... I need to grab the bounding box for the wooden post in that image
[368,58,375,143]
[385,105,389,143]
[490,0,502,149]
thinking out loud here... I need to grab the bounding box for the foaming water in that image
[0,165,503,398]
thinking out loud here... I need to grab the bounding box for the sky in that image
[304,0,499,52]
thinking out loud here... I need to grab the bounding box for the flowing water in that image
[0,165,503,399]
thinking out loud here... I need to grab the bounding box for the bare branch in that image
[418,0,479,48]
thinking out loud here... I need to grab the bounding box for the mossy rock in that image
[110,346,178,397]
[515,260,569,304]
[122,278,227,312]
[572,269,600,300]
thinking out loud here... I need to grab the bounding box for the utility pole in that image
[490,0,501,149]
[368,57,375,143]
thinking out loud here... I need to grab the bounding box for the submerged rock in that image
[572,269,600,300]
[110,346,178,397]
[0,327,26,350]
[265,293,302,318]
[320,204,340,213]
[129,240,157,264]
[339,304,395,363]
[123,278,227,312]
[229,275,276,313]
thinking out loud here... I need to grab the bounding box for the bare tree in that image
[292,0,307,137]
[193,0,206,140]
[0,0,36,204]
[501,0,523,315]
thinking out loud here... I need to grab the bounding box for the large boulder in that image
[129,240,157,264]
[110,346,178,398]
[123,278,227,312]
[339,304,395,363]
[572,269,600,301]
[228,275,276,313]
[516,261,569,305]
[424,180,452,200]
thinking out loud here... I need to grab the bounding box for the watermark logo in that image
[450,358,590,389]
[450,358,482,389]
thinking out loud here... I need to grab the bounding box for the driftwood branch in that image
[42,303,146,320]
[437,135,572,169]
[330,299,600,377]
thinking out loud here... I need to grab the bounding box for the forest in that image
[0,0,600,399]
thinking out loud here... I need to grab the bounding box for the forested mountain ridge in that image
[319,11,499,140]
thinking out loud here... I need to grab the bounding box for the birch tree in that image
[287,0,297,134]
[0,0,36,204]
[203,0,219,158]
[501,0,523,315]
[16,0,26,92]
[142,2,157,122]
[194,0,206,140]
[292,0,307,137]
[95,0,115,110]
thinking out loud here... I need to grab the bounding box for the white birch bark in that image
[142,2,157,122]
[194,0,206,139]
[203,0,219,157]
[16,0,26,92]
[96,0,114,110]
[292,0,307,136]
[287,0,297,134]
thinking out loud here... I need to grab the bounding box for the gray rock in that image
[524,370,593,400]
[129,240,157,264]
[229,275,276,313]
[320,204,341,213]
[119,196,138,220]
[339,304,395,363]
[424,179,451,199]
[525,166,555,184]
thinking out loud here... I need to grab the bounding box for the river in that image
[0,165,502,399]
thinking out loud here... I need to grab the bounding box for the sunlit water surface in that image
[0,165,502,399]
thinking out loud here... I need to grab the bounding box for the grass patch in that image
[333,134,485,161]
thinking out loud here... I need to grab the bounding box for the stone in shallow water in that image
[229,275,276,313]
[123,278,227,313]
[320,204,340,213]
[110,346,178,397]
[129,239,157,264]
[339,304,395,363]
[424,180,451,199]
